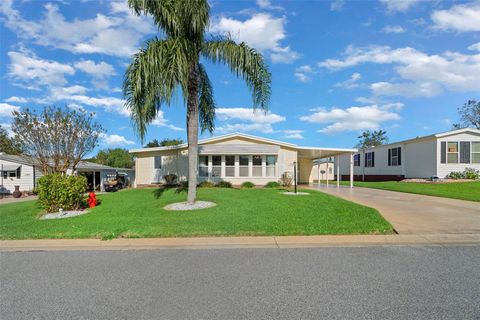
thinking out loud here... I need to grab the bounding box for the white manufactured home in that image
[129,133,352,187]
[0,153,135,193]
[338,128,480,181]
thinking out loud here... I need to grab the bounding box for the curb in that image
[1,234,480,251]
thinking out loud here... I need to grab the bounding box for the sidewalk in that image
[1,234,479,251]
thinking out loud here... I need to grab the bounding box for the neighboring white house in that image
[338,128,480,181]
[0,153,135,193]
[129,133,356,187]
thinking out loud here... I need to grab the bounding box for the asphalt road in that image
[1,246,479,320]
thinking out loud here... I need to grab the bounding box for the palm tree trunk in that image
[186,63,200,204]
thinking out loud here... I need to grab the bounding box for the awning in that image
[0,164,21,171]
[199,144,280,155]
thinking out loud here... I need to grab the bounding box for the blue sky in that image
[1,0,479,153]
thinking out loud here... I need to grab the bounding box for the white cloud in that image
[0,103,21,118]
[4,96,27,103]
[100,133,134,146]
[210,13,299,63]
[468,42,480,51]
[294,65,316,82]
[256,0,283,11]
[64,95,130,117]
[216,107,285,133]
[152,110,184,131]
[319,45,480,97]
[382,25,405,33]
[330,0,346,11]
[431,3,480,32]
[379,0,420,13]
[74,59,116,89]
[7,50,75,89]
[300,104,402,133]
[335,72,362,89]
[283,129,303,139]
[0,0,154,57]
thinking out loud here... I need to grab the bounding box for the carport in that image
[297,146,358,188]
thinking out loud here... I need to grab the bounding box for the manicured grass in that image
[0,188,393,239]
[340,181,480,202]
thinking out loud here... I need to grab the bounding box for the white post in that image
[326,161,329,188]
[93,171,96,191]
[336,156,340,188]
[349,152,354,188]
[317,160,320,186]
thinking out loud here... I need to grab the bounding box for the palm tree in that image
[124,0,271,204]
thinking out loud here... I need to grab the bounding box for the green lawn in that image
[340,181,480,202]
[0,188,393,239]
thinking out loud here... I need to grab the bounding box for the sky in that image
[1,0,479,153]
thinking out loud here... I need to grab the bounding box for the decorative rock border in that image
[164,201,216,211]
[282,192,310,196]
[40,210,89,220]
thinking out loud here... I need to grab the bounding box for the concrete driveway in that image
[308,185,480,234]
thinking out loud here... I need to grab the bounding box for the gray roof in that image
[0,154,35,166]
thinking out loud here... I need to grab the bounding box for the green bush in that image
[464,168,480,180]
[198,181,215,188]
[216,181,232,188]
[241,181,255,188]
[448,171,464,179]
[163,174,178,185]
[37,174,88,213]
[264,181,281,188]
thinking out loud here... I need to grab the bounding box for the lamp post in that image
[293,161,297,194]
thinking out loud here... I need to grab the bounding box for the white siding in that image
[0,160,41,192]
[436,132,480,178]
[404,139,437,178]
[338,144,404,176]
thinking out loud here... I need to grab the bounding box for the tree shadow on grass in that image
[152,184,187,199]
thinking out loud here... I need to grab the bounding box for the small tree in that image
[93,148,134,168]
[0,125,23,155]
[145,138,184,148]
[355,130,388,149]
[12,106,103,174]
[453,100,480,130]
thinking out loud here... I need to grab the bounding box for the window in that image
[212,156,221,177]
[473,142,480,164]
[353,154,360,166]
[8,171,16,178]
[266,155,277,177]
[252,155,262,177]
[365,152,375,167]
[225,156,235,177]
[239,156,249,177]
[447,142,458,163]
[460,141,470,164]
[328,167,332,174]
[154,156,162,169]
[388,147,401,166]
[199,156,208,177]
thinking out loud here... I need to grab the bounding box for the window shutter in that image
[460,142,470,164]
[372,152,375,167]
[388,149,391,166]
[398,147,401,166]
[440,142,446,164]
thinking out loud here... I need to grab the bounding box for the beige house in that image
[130,133,356,187]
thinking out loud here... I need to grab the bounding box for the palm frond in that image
[123,38,192,141]
[198,63,215,133]
[128,0,209,42]
[202,38,271,110]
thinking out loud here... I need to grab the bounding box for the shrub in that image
[448,171,464,179]
[464,168,480,180]
[37,174,87,213]
[264,181,280,188]
[216,181,232,188]
[241,181,255,188]
[198,181,215,188]
[280,172,293,187]
[163,174,178,185]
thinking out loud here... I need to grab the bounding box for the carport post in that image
[326,162,329,188]
[336,156,340,188]
[349,152,354,188]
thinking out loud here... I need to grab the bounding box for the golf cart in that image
[103,172,130,192]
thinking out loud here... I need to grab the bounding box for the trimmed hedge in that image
[37,174,87,213]
[216,181,232,188]
[264,181,281,188]
[241,181,255,188]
